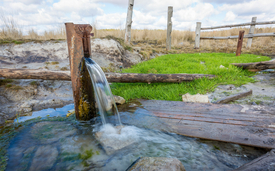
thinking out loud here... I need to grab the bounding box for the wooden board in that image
[139,100,275,149]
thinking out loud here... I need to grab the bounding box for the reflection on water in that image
[2,103,268,171]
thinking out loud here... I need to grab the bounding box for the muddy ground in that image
[0,39,274,126]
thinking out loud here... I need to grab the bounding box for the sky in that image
[0,0,275,34]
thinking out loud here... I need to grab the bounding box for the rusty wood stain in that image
[236,30,245,56]
[65,23,96,121]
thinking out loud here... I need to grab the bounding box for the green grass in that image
[110,53,270,101]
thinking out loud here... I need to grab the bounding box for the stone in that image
[95,125,138,155]
[182,93,209,103]
[114,95,126,105]
[29,145,58,171]
[133,47,141,52]
[31,122,77,144]
[127,157,186,171]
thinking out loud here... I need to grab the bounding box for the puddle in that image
[0,102,269,171]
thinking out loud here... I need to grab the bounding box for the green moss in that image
[51,61,59,65]
[60,67,69,71]
[0,79,13,86]
[5,84,12,88]
[213,145,220,150]
[10,85,23,91]
[80,149,94,160]
[30,81,38,86]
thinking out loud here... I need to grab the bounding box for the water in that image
[0,59,268,170]
[85,58,121,125]
[2,103,268,171]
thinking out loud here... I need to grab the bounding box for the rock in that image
[133,47,141,52]
[29,145,58,171]
[182,93,209,103]
[95,125,138,155]
[114,95,126,105]
[31,122,77,144]
[127,157,186,171]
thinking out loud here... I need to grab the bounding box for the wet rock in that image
[182,93,209,103]
[30,145,58,171]
[114,95,126,105]
[31,122,77,144]
[95,125,138,155]
[127,157,186,171]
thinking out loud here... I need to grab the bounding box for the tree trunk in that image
[125,0,134,45]
[0,69,216,83]
[166,6,173,51]
[231,60,275,71]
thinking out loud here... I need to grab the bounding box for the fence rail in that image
[194,17,275,49]
[201,21,275,30]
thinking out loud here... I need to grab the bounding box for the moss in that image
[45,62,50,65]
[10,85,23,91]
[51,61,59,65]
[60,67,69,71]
[0,79,13,86]
[30,81,38,86]
[213,145,220,150]
[5,84,12,88]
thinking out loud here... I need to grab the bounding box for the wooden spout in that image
[65,23,96,121]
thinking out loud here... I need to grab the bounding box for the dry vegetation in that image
[1,15,275,56]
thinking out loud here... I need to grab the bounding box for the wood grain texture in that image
[201,21,275,30]
[231,60,275,70]
[139,100,275,149]
[213,90,252,104]
[0,69,216,83]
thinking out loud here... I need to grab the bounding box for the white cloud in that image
[224,11,237,22]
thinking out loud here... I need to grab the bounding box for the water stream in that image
[0,59,269,171]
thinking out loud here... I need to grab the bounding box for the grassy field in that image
[110,53,270,101]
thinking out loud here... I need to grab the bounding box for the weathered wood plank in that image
[166,6,173,51]
[247,17,257,48]
[201,21,275,30]
[194,22,201,49]
[140,100,275,149]
[200,33,275,40]
[213,90,252,104]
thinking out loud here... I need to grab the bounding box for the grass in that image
[0,79,13,86]
[110,53,270,101]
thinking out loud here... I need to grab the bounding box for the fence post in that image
[125,0,134,45]
[247,17,257,48]
[166,6,173,51]
[236,30,245,56]
[194,22,201,49]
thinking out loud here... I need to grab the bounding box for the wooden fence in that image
[194,17,275,49]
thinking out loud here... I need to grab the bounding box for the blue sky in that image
[0,0,274,34]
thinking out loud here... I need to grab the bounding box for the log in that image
[213,90,252,104]
[233,149,275,171]
[124,0,134,44]
[231,60,275,70]
[105,73,216,83]
[166,6,173,51]
[0,69,216,83]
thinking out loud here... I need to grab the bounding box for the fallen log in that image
[233,149,275,171]
[0,69,216,83]
[104,73,216,83]
[213,90,252,104]
[231,60,275,71]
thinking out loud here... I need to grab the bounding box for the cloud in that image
[52,0,104,17]
[200,0,251,4]
[224,11,237,22]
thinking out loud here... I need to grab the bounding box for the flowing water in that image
[0,59,269,171]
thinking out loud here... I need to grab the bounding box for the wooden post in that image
[247,17,257,48]
[194,22,201,49]
[125,0,134,45]
[65,23,96,121]
[166,6,173,51]
[236,30,245,56]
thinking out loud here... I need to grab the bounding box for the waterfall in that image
[84,58,122,125]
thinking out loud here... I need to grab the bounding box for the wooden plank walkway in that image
[139,100,275,149]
